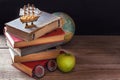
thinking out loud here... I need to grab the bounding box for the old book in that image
[9,48,60,63]
[7,40,64,56]
[12,59,54,79]
[5,11,62,41]
[5,27,65,48]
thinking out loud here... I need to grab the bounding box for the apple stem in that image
[65,53,71,56]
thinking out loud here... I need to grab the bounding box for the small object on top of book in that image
[19,3,42,28]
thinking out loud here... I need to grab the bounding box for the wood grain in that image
[1,35,120,80]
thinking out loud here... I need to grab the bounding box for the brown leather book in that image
[5,11,62,41]
[9,48,61,63]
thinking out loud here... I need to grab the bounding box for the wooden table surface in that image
[1,35,120,80]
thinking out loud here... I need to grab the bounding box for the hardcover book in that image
[12,59,55,79]
[5,11,63,41]
[9,48,61,63]
[5,27,65,48]
[7,40,64,56]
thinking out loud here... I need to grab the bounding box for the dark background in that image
[0,0,120,35]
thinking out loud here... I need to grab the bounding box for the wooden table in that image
[1,36,120,80]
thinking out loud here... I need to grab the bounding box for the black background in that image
[0,0,120,35]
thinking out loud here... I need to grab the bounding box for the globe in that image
[53,12,75,42]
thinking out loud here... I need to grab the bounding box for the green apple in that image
[56,53,76,72]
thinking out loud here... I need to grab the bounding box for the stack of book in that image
[4,11,65,78]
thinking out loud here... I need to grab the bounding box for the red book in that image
[13,59,57,79]
[5,27,65,48]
